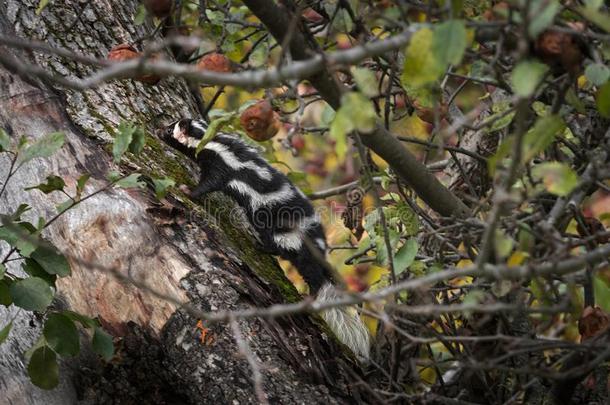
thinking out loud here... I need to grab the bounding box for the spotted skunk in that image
[159,118,370,360]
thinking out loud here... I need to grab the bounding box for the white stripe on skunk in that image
[227,179,295,211]
[205,142,273,181]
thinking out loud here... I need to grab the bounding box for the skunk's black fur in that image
[159,118,370,360]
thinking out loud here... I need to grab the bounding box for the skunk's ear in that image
[187,119,207,139]
[178,119,191,132]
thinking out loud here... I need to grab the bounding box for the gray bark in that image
[0,1,358,403]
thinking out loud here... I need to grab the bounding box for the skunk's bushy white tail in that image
[318,283,371,361]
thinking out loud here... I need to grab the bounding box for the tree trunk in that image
[0,1,359,403]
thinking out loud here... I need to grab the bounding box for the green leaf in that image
[344,92,378,132]
[76,173,91,199]
[0,221,38,257]
[24,335,46,361]
[113,123,136,163]
[25,175,66,194]
[584,0,603,9]
[329,111,350,160]
[491,279,513,297]
[19,132,65,165]
[596,81,610,118]
[92,327,114,361]
[248,38,269,66]
[44,313,80,356]
[329,92,377,160]
[585,63,610,86]
[0,129,11,152]
[493,229,514,259]
[363,211,380,239]
[577,5,610,32]
[532,101,550,116]
[532,162,579,196]
[107,171,121,182]
[134,3,147,24]
[129,127,146,155]
[197,114,236,156]
[593,274,610,312]
[521,115,565,163]
[401,28,445,88]
[152,177,176,199]
[36,217,46,231]
[511,60,548,97]
[28,346,59,390]
[63,310,98,329]
[36,0,50,15]
[31,244,71,277]
[351,67,379,97]
[462,289,486,317]
[403,84,438,110]
[0,263,5,280]
[375,229,401,265]
[470,59,493,80]
[394,239,418,275]
[332,8,354,33]
[566,88,586,114]
[394,202,419,236]
[11,204,31,221]
[17,136,27,149]
[0,280,12,306]
[10,277,54,311]
[528,0,560,37]
[463,289,485,305]
[488,101,516,132]
[323,3,353,32]
[0,321,11,345]
[518,224,535,252]
[114,173,145,189]
[433,20,468,66]
[23,259,57,287]
[55,200,73,215]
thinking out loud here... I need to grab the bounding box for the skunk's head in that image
[159,119,208,150]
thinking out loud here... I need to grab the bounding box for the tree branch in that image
[241,0,470,218]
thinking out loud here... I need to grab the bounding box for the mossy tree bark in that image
[0,1,360,403]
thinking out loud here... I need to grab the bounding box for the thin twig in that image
[230,318,269,405]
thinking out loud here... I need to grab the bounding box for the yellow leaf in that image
[507,251,529,266]
[414,10,427,22]
[370,152,389,170]
[365,265,389,286]
[457,259,473,268]
[324,153,339,172]
[563,323,580,342]
[390,113,429,140]
[577,75,587,88]
[362,194,376,214]
[418,365,437,385]
[450,276,473,286]
[401,28,445,88]
[363,300,383,335]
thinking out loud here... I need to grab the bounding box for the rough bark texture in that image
[0,1,360,403]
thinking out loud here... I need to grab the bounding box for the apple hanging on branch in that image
[240,100,281,142]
